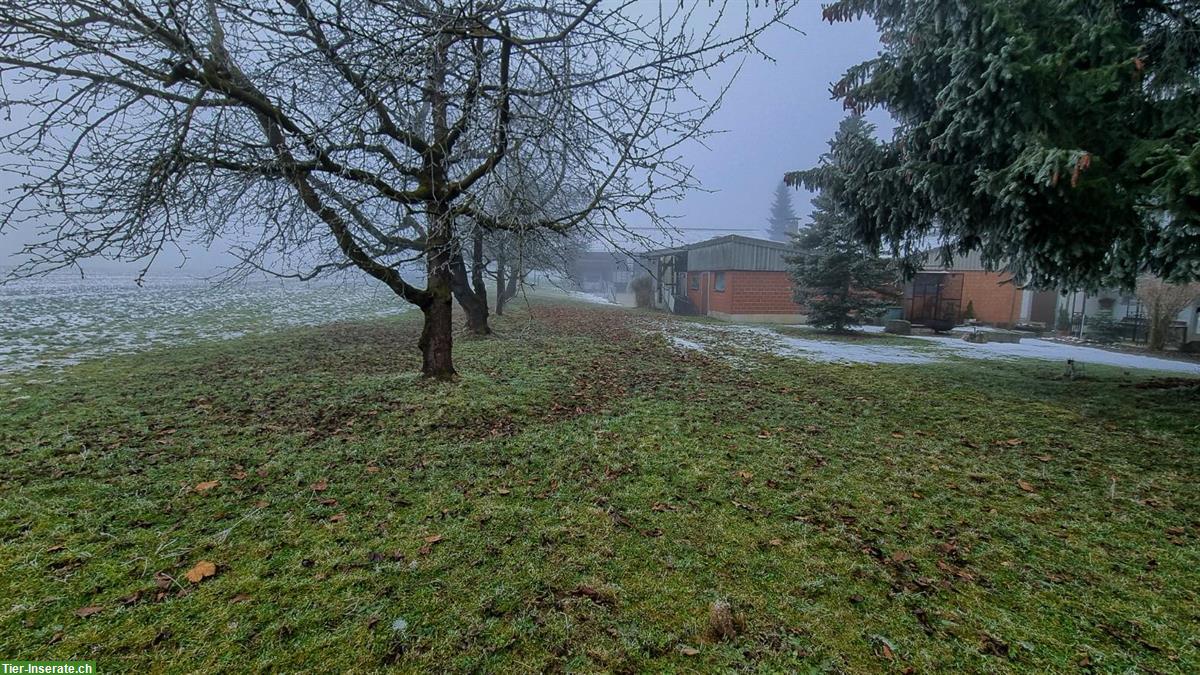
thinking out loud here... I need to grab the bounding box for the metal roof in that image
[638,234,793,271]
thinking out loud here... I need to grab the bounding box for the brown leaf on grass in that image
[74,605,103,618]
[154,572,173,589]
[184,560,217,583]
[1001,438,1024,447]
[642,528,664,538]
[255,467,269,478]
[230,594,252,604]
[1017,480,1036,493]
[736,470,754,480]
[329,513,347,523]
[320,498,338,506]
[254,500,269,509]
[46,544,65,553]
[890,432,905,439]
[366,465,380,474]
[768,538,783,547]
[979,633,1010,657]
[679,646,700,656]
[194,480,220,493]
[495,488,511,495]
[312,479,328,492]
[1037,455,1053,462]
[890,551,913,563]
[571,584,617,606]
[423,534,443,544]
[756,430,772,439]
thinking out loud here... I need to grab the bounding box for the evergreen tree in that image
[789,121,898,331]
[767,181,799,242]
[789,191,896,331]
[789,0,1200,289]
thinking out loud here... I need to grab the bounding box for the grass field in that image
[1,300,1197,672]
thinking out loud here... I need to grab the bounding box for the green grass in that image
[1,301,1197,672]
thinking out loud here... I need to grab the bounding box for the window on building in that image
[714,272,726,292]
[689,274,699,290]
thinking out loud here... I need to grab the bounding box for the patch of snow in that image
[664,320,1200,374]
[564,290,618,305]
[905,334,1200,374]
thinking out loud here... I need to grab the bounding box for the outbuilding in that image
[904,249,1057,330]
[638,235,804,323]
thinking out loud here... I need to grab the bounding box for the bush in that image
[1085,310,1121,344]
[631,275,654,308]
[962,300,976,321]
[1056,306,1070,333]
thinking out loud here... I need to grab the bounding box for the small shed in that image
[905,249,1057,329]
[638,235,804,323]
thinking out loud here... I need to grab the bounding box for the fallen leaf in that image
[231,470,247,480]
[496,488,511,495]
[423,534,443,544]
[230,594,252,604]
[256,467,269,478]
[74,605,103,618]
[366,465,380,474]
[312,479,328,492]
[329,513,347,523]
[1017,480,1036,493]
[891,551,913,563]
[184,560,217,583]
[1037,455,1052,462]
[891,432,905,439]
[320,498,338,506]
[194,480,219,493]
[768,538,783,546]
[46,544,65,553]
[254,500,269,509]
[680,646,700,656]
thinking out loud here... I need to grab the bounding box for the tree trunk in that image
[420,247,456,380]
[495,250,507,316]
[451,247,492,335]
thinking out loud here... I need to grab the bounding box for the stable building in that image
[903,249,1057,330]
[638,235,804,323]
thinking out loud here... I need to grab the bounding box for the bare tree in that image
[1135,277,1200,350]
[0,0,798,379]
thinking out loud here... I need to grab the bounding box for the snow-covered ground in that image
[563,290,619,305]
[663,321,1200,375]
[0,273,413,374]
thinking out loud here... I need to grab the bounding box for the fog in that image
[0,6,888,275]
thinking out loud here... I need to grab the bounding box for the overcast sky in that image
[646,5,891,247]
[0,4,889,273]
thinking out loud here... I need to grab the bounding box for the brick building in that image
[638,235,804,323]
[904,250,1057,330]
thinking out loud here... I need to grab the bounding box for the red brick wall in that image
[729,271,802,315]
[961,271,1022,327]
[684,270,802,316]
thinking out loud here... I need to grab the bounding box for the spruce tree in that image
[790,0,1200,289]
[789,120,897,331]
[767,182,799,242]
[789,191,896,331]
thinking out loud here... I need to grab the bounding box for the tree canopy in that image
[787,0,1200,290]
[0,0,797,378]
